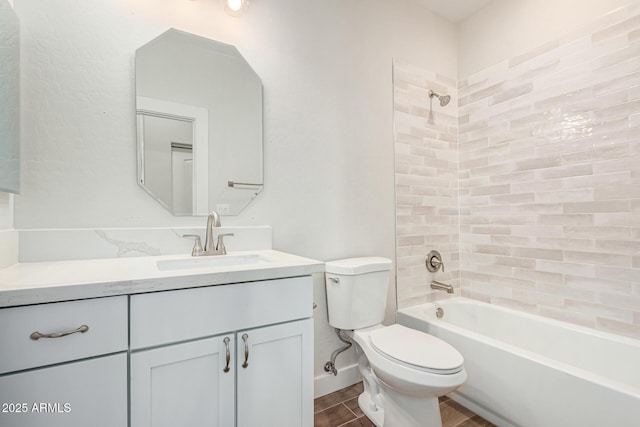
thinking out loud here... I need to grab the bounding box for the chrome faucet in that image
[431,280,454,294]
[204,210,221,253]
[183,210,233,256]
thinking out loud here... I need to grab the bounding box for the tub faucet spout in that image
[431,280,454,294]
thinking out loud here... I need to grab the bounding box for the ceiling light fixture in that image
[224,0,248,17]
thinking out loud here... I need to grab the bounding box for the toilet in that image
[325,257,466,427]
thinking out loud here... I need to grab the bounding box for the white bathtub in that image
[397,297,640,427]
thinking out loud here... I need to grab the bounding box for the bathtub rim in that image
[397,297,640,399]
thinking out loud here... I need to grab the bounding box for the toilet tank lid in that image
[325,257,392,275]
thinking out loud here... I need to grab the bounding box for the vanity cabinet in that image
[236,320,313,426]
[0,296,128,427]
[130,276,314,427]
[130,336,235,427]
[0,263,316,427]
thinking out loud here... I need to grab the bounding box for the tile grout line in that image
[342,401,360,419]
[335,405,360,427]
[314,400,351,416]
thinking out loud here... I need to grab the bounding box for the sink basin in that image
[156,254,274,271]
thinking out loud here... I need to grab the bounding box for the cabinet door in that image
[237,319,313,427]
[0,353,127,427]
[130,335,235,427]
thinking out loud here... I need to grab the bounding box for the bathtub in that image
[397,297,640,427]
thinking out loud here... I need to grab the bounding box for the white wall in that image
[0,193,17,269]
[458,0,639,78]
[13,0,457,395]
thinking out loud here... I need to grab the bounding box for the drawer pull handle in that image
[30,325,89,340]
[242,333,249,368]
[223,336,231,373]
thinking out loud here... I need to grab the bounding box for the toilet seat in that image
[369,324,463,374]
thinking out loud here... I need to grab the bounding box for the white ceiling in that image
[415,0,494,23]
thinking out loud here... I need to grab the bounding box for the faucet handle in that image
[215,233,234,255]
[426,250,444,273]
[183,234,204,256]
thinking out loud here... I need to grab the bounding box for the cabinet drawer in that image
[130,276,312,349]
[0,353,127,427]
[0,296,127,374]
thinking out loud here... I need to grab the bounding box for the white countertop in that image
[0,250,325,307]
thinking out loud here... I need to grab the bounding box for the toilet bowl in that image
[325,257,466,427]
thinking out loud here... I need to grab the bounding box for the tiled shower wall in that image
[395,5,640,338]
[458,5,640,339]
[393,61,459,308]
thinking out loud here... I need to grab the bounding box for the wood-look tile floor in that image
[314,382,495,427]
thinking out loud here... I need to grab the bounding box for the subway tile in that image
[595,317,640,339]
[598,291,640,311]
[594,213,640,227]
[536,237,595,251]
[535,188,595,204]
[565,275,632,295]
[594,70,640,97]
[510,225,563,237]
[468,82,506,104]
[536,260,596,277]
[594,99,640,122]
[594,184,640,200]
[536,164,593,180]
[489,83,533,106]
[563,200,630,213]
[494,256,536,269]
[489,193,535,205]
[511,247,563,261]
[536,282,596,302]
[595,239,640,254]
[469,184,511,196]
[512,289,565,307]
[565,299,634,323]
[593,156,640,175]
[592,42,640,71]
[565,250,632,267]
[594,265,639,282]
[592,14,640,43]
[490,275,536,290]
[534,87,593,110]
[538,214,593,226]
[469,282,513,299]
[510,203,563,214]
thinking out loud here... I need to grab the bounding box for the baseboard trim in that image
[314,363,361,398]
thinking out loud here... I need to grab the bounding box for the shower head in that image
[429,90,451,107]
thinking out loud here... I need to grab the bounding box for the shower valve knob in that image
[425,250,444,273]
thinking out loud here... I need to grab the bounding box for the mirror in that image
[136,29,263,216]
[0,0,20,194]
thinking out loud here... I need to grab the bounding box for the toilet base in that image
[380,387,442,427]
[358,386,443,427]
[358,392,383,427]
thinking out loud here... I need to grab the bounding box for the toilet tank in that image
[325,257,392,330]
